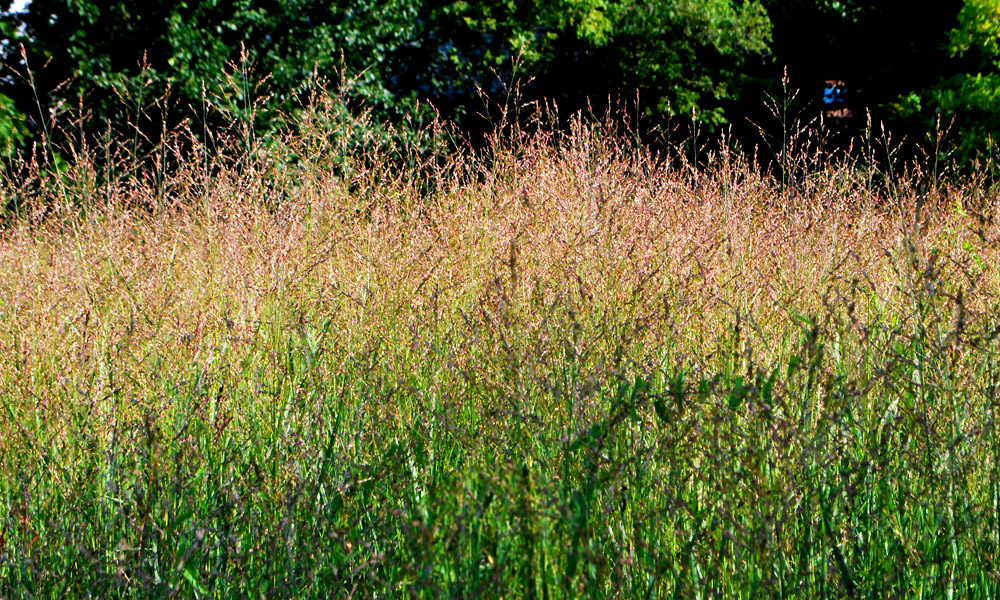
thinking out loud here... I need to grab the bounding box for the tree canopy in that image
[907,0,1000,161]
[0,0,772,147]
[0,0,994,162]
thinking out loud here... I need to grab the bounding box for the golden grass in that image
[3,103,1000,597]
[1,116,994,398]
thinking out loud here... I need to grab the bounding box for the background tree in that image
[0,9,29,155]
[896,0,1000,162]
[0,0,773,148]
[6,0,991,167]
[0,0,429,137]
[524,0,773,127]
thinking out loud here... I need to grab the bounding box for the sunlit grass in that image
[1,94,999,598]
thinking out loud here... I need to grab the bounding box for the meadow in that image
[1,94,999,598]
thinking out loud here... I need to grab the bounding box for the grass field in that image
[1,102,1000,598]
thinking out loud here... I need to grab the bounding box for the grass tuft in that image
[1,88,1000,598]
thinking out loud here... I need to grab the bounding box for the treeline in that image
[0,0,996,162]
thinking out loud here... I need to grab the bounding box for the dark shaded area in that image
[0,0,985,166]
[764,0,964,136]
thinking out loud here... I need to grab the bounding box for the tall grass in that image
[1,85,999,598]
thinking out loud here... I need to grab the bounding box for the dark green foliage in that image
[0,92,27,155]
[10,0,1000,164]
[0,0,774,147]
[892,0,1000,164]
[0,0,429,134]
